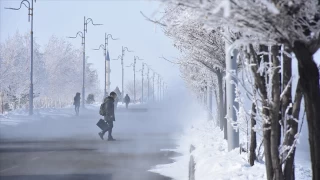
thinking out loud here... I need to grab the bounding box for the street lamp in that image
[158,75,162,101]
[113,46,133,100]
[68,16,102,108]
[5,0,36,115]
[127,56,143,103]
[141,63,149,103]
[152,71,156,102]
[145,64,152,102]
[93,33,118,97]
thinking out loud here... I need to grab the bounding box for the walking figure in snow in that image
[73,92,81,115]
[113,87,121,110]
[124,94,131,109]
[98,92,117,141]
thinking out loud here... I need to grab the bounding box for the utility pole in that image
[141,63,144,103]
[127,56,143,103]
[113,46,133,100]
[93,33,118,98]
[5,0,36,115]
[68,17,102,108]
[1,92,4,114]
[226,41,239,151]
[153,72,155,101]
[159,77,161,101]
[208,84,213,120]
[147,68,150,101]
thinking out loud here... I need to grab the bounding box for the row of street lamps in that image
[5,0,167,115]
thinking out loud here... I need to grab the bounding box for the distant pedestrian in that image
[124,94,131,109]
[99,92,117,141]
[73,92,81,115]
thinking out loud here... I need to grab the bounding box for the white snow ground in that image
[150,118,312,180]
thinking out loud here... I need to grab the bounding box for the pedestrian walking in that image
[124,94,131,109]
[98,92,117,141]
[73,92,80,115]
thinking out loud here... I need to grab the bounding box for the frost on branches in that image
[0,32,101,110]
[148,0,320,179]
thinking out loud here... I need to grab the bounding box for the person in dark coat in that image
[124,94,131,109]
[73,92,81,115]
[99,92,117,141]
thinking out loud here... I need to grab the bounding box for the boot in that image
[107,136,116,141]
[98,132,104,140]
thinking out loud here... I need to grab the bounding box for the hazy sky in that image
[0,0,182,92]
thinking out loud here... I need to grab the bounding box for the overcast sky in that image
[0,0,182,92]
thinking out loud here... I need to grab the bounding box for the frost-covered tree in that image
[0,33,101,109]
[156,1,320,178]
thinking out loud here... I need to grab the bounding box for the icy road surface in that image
[0,104,182,180]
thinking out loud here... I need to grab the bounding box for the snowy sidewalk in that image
[150,119,312,180]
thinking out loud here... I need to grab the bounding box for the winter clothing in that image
[74,93,81,115]
[100,96,116,140]
[124,94,131,109]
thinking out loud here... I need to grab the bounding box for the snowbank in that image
[150,119,311,180]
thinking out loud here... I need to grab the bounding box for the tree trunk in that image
[284,79,303,180]
[292,41,320,180]
[217,71,224,130]
[270,45,283,180]
[250,44,273,180]
[223,82,228,140]
[281,46,294,180]
[249,101,257,166]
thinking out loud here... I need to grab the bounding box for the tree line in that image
[151,1,320,180]
[0,32,100,111]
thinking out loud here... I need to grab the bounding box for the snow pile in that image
[0,107,76,127]
[150,119,311,180]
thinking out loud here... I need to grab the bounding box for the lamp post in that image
[93,33,118,97]
[1,92,4,114]
[5,0,36,115]
[127,56,143,102]
[113,46,133,100]
[68,17,102,108]
[147,67,150,101]
[158,74,162,101]
[152,71,155,101]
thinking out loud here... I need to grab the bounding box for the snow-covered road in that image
[0,104,181,180]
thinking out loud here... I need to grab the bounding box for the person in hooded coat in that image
[73,92,81,115]
[98,92,117,141]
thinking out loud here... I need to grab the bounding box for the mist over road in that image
[0,103,185,180]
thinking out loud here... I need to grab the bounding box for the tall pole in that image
[104,33,107,97]
[121,46,124,100]
[6,0,36,115]
[113,47,132,100]
[1,93,4,114]
[93,34,117,98]
[82,16,86,108]
[134,57,136,102]
[147,68,150,101]
[153,72,155,101]
[226,41,239,151]
[160,78,162,101]
[158,75,160,101]
[142,64,144,103]
[69,17,102,108]
[29,0,34,115]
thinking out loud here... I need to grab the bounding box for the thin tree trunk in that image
[217,71,224,130]
[281,46,294,180]
[284,79,303,180]
[270,45,283,180]
[223,82,228,140]
[249,100,257,166]
[250,44,273,179]
[293,41,320,180]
